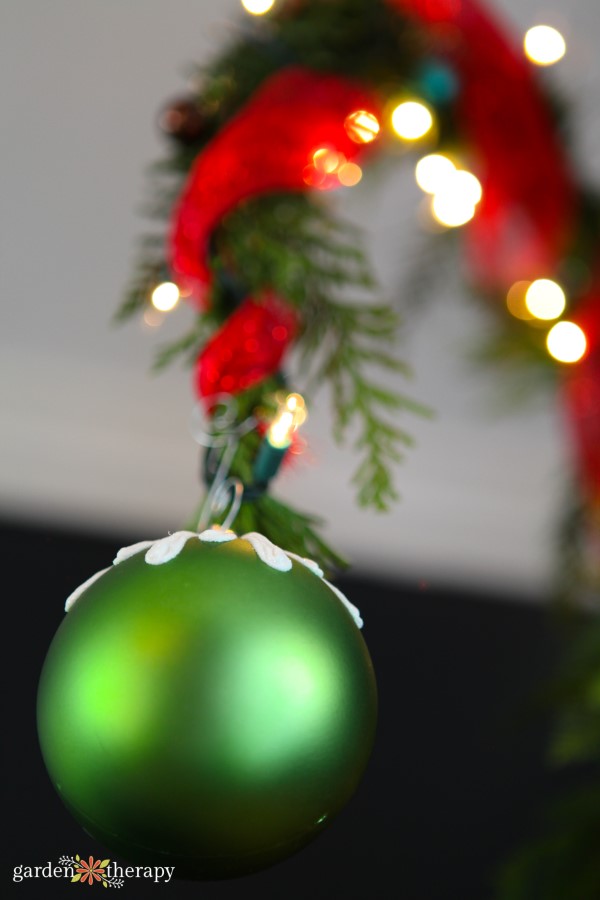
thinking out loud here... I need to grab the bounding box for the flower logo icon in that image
[72,856,109,885]
[58,854,123,887]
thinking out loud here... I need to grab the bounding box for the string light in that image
[344,110,380,144]
[415,154,455,194]
[524,25,566,66]
[304,148,361,189]
[313,147,344,174]
[430,170,482,227]
[391,101,434,141]
[525,279,566,320]
[506,281,534,321]
[151,281,180,312]
[267,393,307,449]
[546,321,587,363]
[338,162,362,186]
[253,393,307,484]
[143,308,164,328]
[454,171,482,205]
[240,0,275,15]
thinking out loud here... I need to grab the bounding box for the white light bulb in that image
[524,25,566,66]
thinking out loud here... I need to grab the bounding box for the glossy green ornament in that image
[37,530,377,879]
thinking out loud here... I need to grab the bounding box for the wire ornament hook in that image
[189,395,256,532]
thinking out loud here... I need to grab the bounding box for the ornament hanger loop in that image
[190,394,256,449]
[191,396,256,532]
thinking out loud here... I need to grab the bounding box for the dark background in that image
[4,519,579,899]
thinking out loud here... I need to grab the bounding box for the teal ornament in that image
[417,60,460,105]
[37,529,377,879]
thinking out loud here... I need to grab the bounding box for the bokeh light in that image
[344,110,380,144]
[313,147,344,174]
[506,281,534,321]
[241,0,275,15]
[453,170,482,205]
[143,308,164,328]
[525,279,566,320]
[151,281,180,312]
[391,101,433,141]
[415,154,455,194]
[431,191,476,227]
[524,25,566,66]
[337,162,362,187]
[428,169,482,228]
[546,321,587,363]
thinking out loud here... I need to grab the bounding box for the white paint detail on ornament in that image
[286,551,324,579]
[65,567,111,612]
[323,579,363,629]
[65,527,362,628]
[241,532,293,572]
[198,528,238,543]
[113,540,155,565]
[145,530,200,565]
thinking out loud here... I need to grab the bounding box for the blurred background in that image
[2,0,599,593]
[3,2,599,898]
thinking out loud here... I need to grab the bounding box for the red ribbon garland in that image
[388,0,576,286]
[168,1,598,516]
[194,293,298,404]
[169,67,378,306]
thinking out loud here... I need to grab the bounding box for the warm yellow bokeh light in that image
[506,281,534,321]
[338,162,362,187]
[240,0,275,15]
[453,170,482,205]
[415,154,455,194]
[151,281,180,312]
[143,308,164,328]
[313,147,344,174]
[432,192,476,227]
[344,110,380,144]
[546,321,587,363]
[525,279,566,320]
[268,393,307,448]
[524,25,566,66]
[391,101,433,141]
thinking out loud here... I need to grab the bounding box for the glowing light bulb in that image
[432,193,475,227]
[428,167,482,228]
[312,147,344,174]
[267,393,307,449]
[525,279,566,320]
[240,0,275,15]
[454,170,482,205]
[415,154,455,194]
[338,162,362,187]
[506,281,534,320]
[391,101,433,141]
[524,25,566,66]
[546,321,586,363]
[151,281,180,312]
[344,110,380,144]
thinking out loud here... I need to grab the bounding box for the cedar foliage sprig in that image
[213,193,431,510]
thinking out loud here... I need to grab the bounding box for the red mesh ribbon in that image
[169,66,379,306]
[387,0,576,287]
[195,293,298,402]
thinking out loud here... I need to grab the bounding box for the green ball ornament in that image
[37,529,377,879]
